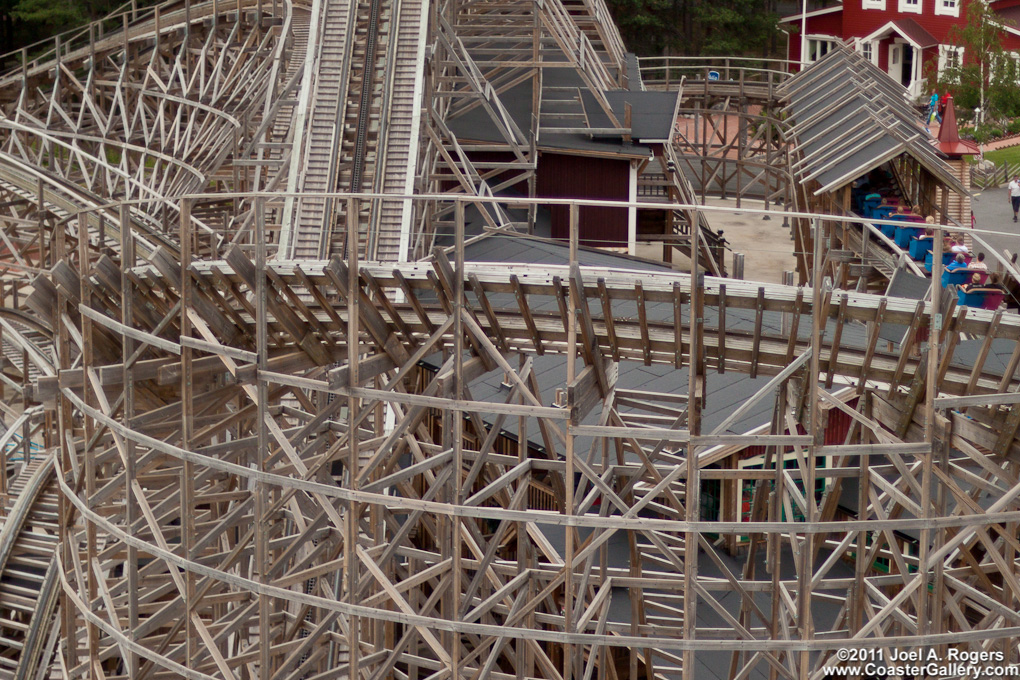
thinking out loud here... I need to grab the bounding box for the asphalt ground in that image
[970,184,1020,266]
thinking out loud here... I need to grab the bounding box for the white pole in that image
[801,0,808,68]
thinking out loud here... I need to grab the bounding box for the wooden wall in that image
[538,152,629,246]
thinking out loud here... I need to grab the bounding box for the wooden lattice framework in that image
[0,3,1013,680]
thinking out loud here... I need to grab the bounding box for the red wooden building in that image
[781,0,1020,99]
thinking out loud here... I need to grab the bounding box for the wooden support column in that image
[37,178,45,271]
[851,392,872,636]
[916,224,941,641]
[452,199,465,680]
[800,217,825,680]
[180,199,197,669]
[682,203,703,680]
[255,197,271,679]
[346,197,362,677]
[933,415,950,661]
[78,213,101,680]
[736,92,744,208]
[564,202,578,680]
[120,203,139,677]
[0,322,5,497]
[55,203,76,673]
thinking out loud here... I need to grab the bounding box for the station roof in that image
[779,46,967,197]
[937,95,980,157]
[859,18,938,50]
[446,43,675,158]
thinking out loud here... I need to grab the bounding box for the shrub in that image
[973,125,1004,144]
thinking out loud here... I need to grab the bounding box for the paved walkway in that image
[980,134,1020,152]
[924,121,1020,152]
[969,183,1020,265]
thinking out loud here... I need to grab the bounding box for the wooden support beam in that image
[826,294,848,389]
[510,273,543,355]
[749,286,764,379]
[856,297,887,394]
[717,283,726,373]
[636,282,651,366]
[597,278,620,363]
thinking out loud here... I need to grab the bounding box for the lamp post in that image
[801,0,808,69]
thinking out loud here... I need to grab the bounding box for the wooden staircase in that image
[361,0,427,262]
[286,0,356,260]
[0,453,60,680]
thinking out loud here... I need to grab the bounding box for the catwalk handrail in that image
[638,56,797,89]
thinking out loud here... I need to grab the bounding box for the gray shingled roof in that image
[446,44,675,157]
[779,46,967,197]
[428,234,878,459]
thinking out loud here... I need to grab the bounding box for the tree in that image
[988,49,1020,117]
[606,0,780,57]
[933,0,1016,120]
[697,0,778,57]
[11,0,84,33]
[606,0,677,55]
[0,0,156,68]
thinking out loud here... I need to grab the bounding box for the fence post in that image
[732,252,745,280]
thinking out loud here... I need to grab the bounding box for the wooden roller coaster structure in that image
[0,1,1012,680]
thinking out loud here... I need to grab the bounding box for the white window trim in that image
[855,38,879,65]
[937,44,964,78]
[898,0,922,14]
[935,0,959,17]
[989,51,1020,84]
[862,0,886,9]
[806,36,839,63]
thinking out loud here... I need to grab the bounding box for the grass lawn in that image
[982,146,1020,166]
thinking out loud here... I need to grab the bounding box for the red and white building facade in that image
[781,0,1020,99]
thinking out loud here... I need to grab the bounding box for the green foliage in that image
[989,54,1020,117]
[607,0,675,55]
[973,124,1004,144]
[696,0,778,56]
[1007,119,1020,135]
[932,0,1017,120]
[607,0,781,57]
[0,0,156,56]
[11,0,84,30]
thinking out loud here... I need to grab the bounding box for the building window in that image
[858,40,874,64]
[935,0,959,16]
[990,51,1020,85]
[862,0,885,9]
[899,0,921,13]
[807,37,837,63]
[938,44,964,78]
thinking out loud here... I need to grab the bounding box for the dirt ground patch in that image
[635,197,799,284]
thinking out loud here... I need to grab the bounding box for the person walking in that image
[1009,175,1020,222]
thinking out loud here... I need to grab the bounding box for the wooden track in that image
[283,0,424,261]
[0,0,1016,678]
[287,0,356,259]
[28,217,1020,679]
[0,453,60,680]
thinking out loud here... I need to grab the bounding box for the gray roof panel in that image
[780,46,967,197]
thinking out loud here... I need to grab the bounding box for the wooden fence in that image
[972,161,1020,189]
